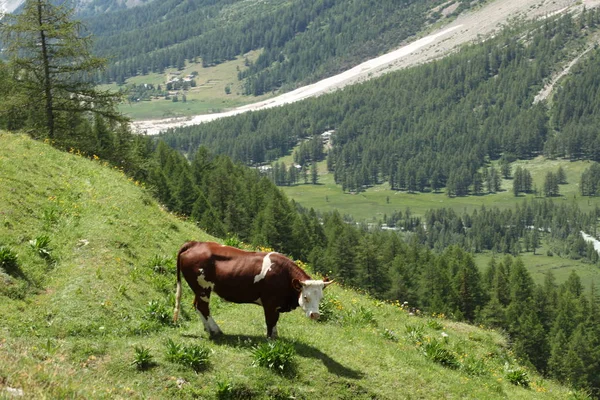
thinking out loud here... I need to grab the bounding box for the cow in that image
[173,241,333,339]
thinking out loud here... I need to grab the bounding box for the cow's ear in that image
[292,279,303,292]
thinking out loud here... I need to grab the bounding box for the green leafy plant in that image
[318,293,341,323]
[164,339,211,372]
[132,345,154,371]
[145,300,171,325]
[427,319,444,330]
[251,340,296,375]
[405,323,425,344]
[215,380,255,400]
[181,344,211,372]
[505,364,530,388]
[216,379,234,399]
[461,355,488,376]
[422,339,460,369]
[223,236,242,248]
[0,246,20,276]
[146,254,173,274]
[42,206,59,227]
[381,328,399,342]
[164,338,184,362]
[28,235,52,261]
[342,305,376,327]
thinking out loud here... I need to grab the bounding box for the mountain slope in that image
[88,0,467,89]
[134,0,595,132]
[0,132,581,398]
[1,0,149,16]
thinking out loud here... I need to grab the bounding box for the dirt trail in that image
[534,34,600,104]
[134,0,600,135]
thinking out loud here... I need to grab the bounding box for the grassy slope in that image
[0,133,581,399]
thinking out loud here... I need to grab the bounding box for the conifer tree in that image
[311,161,318,185]
[1,0,123,139]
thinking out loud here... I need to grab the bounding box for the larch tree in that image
[0,0,124,139]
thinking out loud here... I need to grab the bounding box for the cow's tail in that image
[173,243,191,323]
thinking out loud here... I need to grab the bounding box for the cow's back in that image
[179,242,267,303]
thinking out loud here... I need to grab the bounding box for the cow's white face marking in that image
[254,252,276,283]
[197,269,215,290]
[298,280,327,320]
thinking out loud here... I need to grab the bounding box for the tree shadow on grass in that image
[211,333,364,379]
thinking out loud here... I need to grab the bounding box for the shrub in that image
[28,235,53,261]
[461,355,488,376]
[252,341,296,375]
[342,305,376,327]
[132,345,154,371]
[0,246,20,276]
[405,323,425,344]
[181,344,211,372]
[216,380,255,400]
[145,300,172,325]
[505,364,530,388]
[427,319,444,330]
[224,236,242,248]
[422,339,460,369]
[318,293,341,323]
[381,328,399,342]
[146,254,173,274]
[164,339,211,372]
[164,338,184,362]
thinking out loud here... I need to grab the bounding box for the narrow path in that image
[534,43,596,104]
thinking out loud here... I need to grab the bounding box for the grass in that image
[104,50,276,121]
[280,153,600,289]
[474,248,600,292]
[280,156,597,222]
[0,132,587,399]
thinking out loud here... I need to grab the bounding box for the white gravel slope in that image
[133,0,600,135]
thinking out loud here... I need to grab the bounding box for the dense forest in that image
[160,9,600,196]
[85,0,476,88]
[2,1,600,396]
[140,141,600,396]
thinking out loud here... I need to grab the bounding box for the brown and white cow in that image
[173,241,332,339]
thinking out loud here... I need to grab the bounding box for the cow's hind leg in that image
[194,292,222,337]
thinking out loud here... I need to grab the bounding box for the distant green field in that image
[103,50,275,120]
[277,154,600,290]
[474,247,600,292]
[280,156,599,221]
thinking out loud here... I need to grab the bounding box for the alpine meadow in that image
[2,0,600,399]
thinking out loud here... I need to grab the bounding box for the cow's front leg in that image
[263,306,280,339]
[194,294,222,337]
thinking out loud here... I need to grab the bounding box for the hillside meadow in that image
[0,133,585,399]
[104,51,273,121]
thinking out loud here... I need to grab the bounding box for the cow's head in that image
[292,278,333,320]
